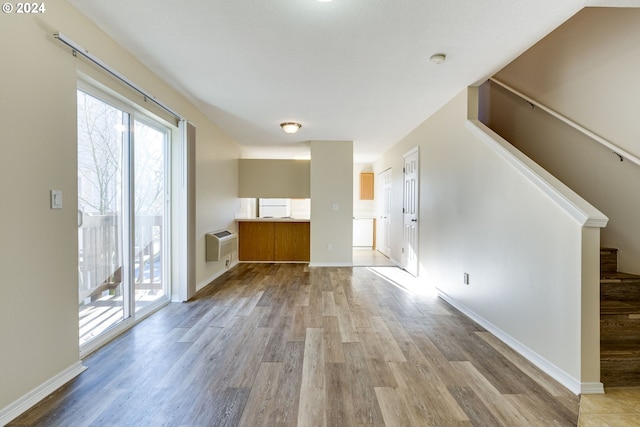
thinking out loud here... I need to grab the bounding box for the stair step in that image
[601,247,619,274]
[601,347,640,387]
[601,319,640,340]
[601,273,640,301]
[599,248,640,387]
[601,300,640,316]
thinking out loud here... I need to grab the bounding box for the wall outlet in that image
[464,273,470,285]
[327,243,333,251]
[225,258,230,268]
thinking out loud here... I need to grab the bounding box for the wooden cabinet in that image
[360,172,374,200]
[238,221,310,262]
[274,222,310,261]
[238,221,275,261]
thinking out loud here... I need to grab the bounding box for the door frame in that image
[77,82,173,357]
[377,168,392,258]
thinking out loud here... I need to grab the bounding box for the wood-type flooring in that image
[9,263,579,426]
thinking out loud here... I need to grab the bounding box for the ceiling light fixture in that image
[430,53,446,64]
[280,122,302,134]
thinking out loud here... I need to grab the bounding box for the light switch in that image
[51,190,62,209]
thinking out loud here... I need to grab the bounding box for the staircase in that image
[600,248,640,386]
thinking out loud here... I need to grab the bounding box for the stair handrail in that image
[489,77,640,169]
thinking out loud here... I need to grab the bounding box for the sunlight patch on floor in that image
[367,266,438,297]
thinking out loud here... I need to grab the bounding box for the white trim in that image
[0,362,87,426]
[465,120,608,228]
[238,261,308,264]
[309,262,353,267]
[403,146,419,156]
[191,260,240,297]
[581,382,606,395]
[489,78,640,169]
[389,257,402,267]
[437,290,604,395]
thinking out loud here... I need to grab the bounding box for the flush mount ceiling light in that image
[430,53,446,64]
[280,122,302,134]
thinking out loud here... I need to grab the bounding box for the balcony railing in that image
[78,214,163,345]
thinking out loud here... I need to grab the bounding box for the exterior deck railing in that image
[78,214,163,304]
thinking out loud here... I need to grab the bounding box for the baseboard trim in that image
[437,290,602,395]
[237,261,309,264]
[580,382,605,395]
[0,361,87,426]
[309,262,353,267]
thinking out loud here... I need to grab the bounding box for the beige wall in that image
[488,7,640,274]
[0,8,80,412]
[238,159,310,199]
[0,0,240,415]
[374,88,601,392]
[310,141,353,265]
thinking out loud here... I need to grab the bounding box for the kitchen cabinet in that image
[360,172,374,200]
[274,222,310,261]
[238,220,310,262]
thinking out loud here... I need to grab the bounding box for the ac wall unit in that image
[205,230,237,262]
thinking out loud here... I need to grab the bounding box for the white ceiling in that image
[67,0,589,163]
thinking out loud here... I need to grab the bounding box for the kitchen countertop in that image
[235,217,310,222]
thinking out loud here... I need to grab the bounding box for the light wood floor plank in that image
[323,315,345,363]
[335,305,360,343]
[325,362,355,426]
[374,386,415,426]
[343,342,386,425]
[272,341,304,424]
[238,362,283,427]
[8,264,579,427]
[369,316,408,362]
[450,360,533,426]
[297,327,326,427]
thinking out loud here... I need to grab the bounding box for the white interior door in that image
[377,168,392,257]
[403,148,419,276]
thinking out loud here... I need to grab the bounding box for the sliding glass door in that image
[77,88,170,347]
[133,118,168,312]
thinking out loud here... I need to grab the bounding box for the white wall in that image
[373,88,602,392]
[0,0,240,417]
[310,141,353,266]
[487,7,640,274]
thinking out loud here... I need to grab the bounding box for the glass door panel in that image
[133,119,168,312]
[77,90,129,345]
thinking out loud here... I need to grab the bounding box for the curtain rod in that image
[54,32,185,122]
